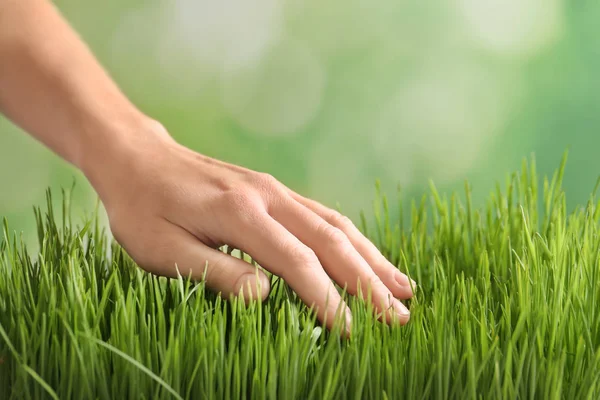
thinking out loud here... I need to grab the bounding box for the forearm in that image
[0,0,154,175]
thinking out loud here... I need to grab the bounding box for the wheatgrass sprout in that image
[1,154,600,399]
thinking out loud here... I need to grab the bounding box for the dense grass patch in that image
[1,155,600,399]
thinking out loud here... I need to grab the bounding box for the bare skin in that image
[0,0,415,332]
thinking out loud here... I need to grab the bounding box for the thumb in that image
[158,227,271,302]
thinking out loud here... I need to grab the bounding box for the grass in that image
[1,154,600,399]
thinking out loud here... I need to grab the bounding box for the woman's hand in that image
[87,122,415,331]
[0,0,414,332]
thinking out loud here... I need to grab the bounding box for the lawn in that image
[1,155,599,399]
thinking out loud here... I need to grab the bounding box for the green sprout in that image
[1,153,599,399]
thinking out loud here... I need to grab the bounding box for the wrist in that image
[79,113,174,200]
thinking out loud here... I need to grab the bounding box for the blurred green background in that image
[2,0,600,246]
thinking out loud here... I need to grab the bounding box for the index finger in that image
[225,211,351,334]
[288,190,416,299]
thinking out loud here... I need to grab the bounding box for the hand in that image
[85,122,416,331]
[0,0,413,332]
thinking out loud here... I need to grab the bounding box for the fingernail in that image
[395,270,417,289]
[393,298,410,316]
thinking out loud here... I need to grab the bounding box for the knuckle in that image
[288,245,319,269]
[259,172,278,185]
[328,211,353,228]
[253,172,281,192]
[366,274,383,288]
[321,225,348,248]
